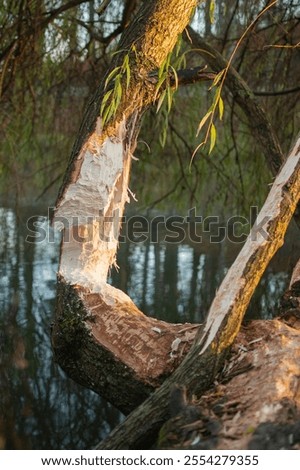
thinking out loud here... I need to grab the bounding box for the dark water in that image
[0,205,299,449]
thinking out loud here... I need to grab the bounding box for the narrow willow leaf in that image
[102,103,114,126]
[111,48,127,57]
[212,86,221,106]
[218,96,224,120]
[156,89,166,113]
[115,77,122,100]
[104,67,121,89]
[175,34,182,57]
[196,110,212,136]
[122,54,129,70]
[158,61,165,80]
[154,74,167,100]
[170,65,178,90]
[212,69,225,87]
[159,126,167,148]
[209,123,217,154]
[167,86,173,113]
[100,89,113,115]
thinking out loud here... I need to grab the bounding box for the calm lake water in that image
[0,205,299,449]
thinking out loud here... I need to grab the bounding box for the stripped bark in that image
[97,134,300,449]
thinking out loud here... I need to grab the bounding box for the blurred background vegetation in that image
[0,0,299,215]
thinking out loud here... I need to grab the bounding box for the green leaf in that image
[154,74,167,100]
[211,69,225,87]
[125,65,131,90]
[196,110,212,136]
[104,67,121,89]
[209,123,217,154]
[218,96,224,120]
[175,34,182,57]
[159,125,167,148]
[167,86,173,113]
[102,103,114,126]
[170,65,178,90]
[156,89,166,113]
[100,89,113,115]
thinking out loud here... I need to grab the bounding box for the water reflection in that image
[0,206,298,449]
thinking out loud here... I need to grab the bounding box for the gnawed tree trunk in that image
[96,135,300,449]
[52,0,200,414]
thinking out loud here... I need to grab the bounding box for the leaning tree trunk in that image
[52,0,200,415]
[96,134,300,449]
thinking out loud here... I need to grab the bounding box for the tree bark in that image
[97,134,300,449]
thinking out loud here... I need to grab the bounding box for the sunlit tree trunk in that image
[52,0,199,414]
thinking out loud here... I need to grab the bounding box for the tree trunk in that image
[52,0,199,415]
[157,318,300,450]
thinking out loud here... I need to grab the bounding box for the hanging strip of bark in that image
[97,134,300,449]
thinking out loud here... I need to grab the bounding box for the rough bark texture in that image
[157,319,300,450]
[52,279,198,414]
[96,135,300,449]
